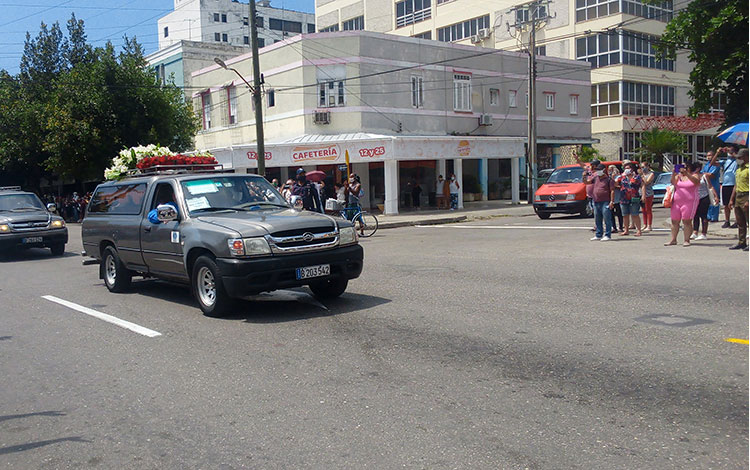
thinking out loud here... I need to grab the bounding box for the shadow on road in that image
[0,437,88,456]
[0,249,77,263]
[0,411,66,423]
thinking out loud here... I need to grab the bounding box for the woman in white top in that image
[448,173,460,210]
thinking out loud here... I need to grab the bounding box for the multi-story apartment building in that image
[189,31,591,214]
[315,0,724,163]
[158,0,316,51]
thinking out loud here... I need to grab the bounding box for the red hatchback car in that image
[533,161,626,219]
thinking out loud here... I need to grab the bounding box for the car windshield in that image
[180,176,289,214]
[546,167,584,184]
[0,194,45,212]
[655,173,672,185]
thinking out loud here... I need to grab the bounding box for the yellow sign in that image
[345,149,351,179]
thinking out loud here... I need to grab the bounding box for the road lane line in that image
[42,295,162,338]
[724,338,749,345]
[415,225,591,230]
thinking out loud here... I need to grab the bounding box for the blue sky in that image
[0,0,314,74]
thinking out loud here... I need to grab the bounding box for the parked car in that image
[533,161,628,219]
[537,168,555,186]
[652,172,672,204]
[81,171,364,317]
[0,186,68,256]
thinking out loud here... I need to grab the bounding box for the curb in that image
[378,216,467,229]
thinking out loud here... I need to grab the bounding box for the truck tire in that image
[192,255,233,317]
[50,243,65,256]
[309,277,348,299]
[537,212,551,220]
[102,246,132,293]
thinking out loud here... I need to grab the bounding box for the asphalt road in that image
[1,208,747,469]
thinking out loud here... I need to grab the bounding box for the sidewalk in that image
[376,200,535,229]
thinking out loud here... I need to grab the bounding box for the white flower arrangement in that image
[104,145,212,180]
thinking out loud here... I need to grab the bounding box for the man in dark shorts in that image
[721,145,738,228]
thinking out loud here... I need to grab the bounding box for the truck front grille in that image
[265,228,339,254]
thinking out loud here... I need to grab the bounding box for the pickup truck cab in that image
[0,186,68,255]
[81,171,364,316]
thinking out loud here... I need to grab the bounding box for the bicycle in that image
[338,205,378,238]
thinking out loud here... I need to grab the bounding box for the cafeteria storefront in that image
[206,134,525,215]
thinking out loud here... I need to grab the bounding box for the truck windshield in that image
[0,194,45,211]
[180,176,289,214]
[546,167,584,184]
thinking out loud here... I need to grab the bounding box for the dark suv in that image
[0,187,68,256]
[81,171,364,316]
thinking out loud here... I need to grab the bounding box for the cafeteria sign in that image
[291,144,341,162]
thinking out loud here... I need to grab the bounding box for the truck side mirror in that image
[290,195,304,211]
[46,203,57,213]
[156,204,178,223]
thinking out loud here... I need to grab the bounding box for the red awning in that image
[624,112,724,133]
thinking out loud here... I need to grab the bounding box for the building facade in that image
[189,31,592,214]
[315,0,723,163]
[158,0,316,51]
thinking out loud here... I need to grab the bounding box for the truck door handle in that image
[144,226,151,232]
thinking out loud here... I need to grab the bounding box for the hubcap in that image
[197,266,216,307]
[105,255,116,286]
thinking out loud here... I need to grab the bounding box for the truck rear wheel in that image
[102,246,132,293]
[309,277,348,299]
[192,255,233,317]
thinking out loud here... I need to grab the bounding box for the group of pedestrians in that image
[435,173,461,210]
[43,192,91,223]
[583,147,748,250]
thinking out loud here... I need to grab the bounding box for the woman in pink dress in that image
[665,161,701,246]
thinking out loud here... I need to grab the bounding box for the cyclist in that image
[345,173,365,235]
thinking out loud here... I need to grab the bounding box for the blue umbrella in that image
[717,122,749,146]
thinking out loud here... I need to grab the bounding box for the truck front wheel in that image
[309,277,348,299]
[192,256,233,317]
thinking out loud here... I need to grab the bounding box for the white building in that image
[189,31,592,214]
[315,0,724,163]
[158,0,316,51]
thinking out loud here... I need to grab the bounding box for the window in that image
[256,16,264,28]
[221,14,227,23]
[437,0,452,3]
[258,38,265,48]
[489,88,499,106]
[621,31,674,71]
[576,31,620,68]
[515,4,547,23]
[308,23,316,33]
[621,81,674,116]
[575,0,618,22]
[413,31,432,39]
[214,32,221,42]
[569,94,579,114]
[544,92,555,110]
[525,92,529,108]
[213,13,220,22]
[222,33,228,42]
[396,0,432,28]
[343,16,365,31]
[319,81,345,107]
[164,27,169,38]
[319,24,340,32]
[267,89,275,108]
[591,82,620,117]
[89,184,147,215]
[576,0,672,23]
[710,91,726,112]
[576,31,673,70]
[508,90,517,108]
[269,18,303,33]
[228,87,238,124]
[535,45,546,56]
[453,74,471,112]
[411,76,424,108]
[623,132,643,159]
[243,16,248,26]
[243,36,249,45]
[201,92,211,129]
[437,15,490,42]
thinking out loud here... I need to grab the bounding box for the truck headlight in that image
[566,194,576,200]
[228,237,272,257]
[0,224,9,233]
[51,219,65,228]
[339,226,358,245]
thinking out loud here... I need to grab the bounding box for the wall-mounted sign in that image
[457,140,471,157]
[291,144,341,162]
[358,146,386,158]
[247,151,273,160]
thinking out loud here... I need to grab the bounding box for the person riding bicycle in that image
[345,173,365,235]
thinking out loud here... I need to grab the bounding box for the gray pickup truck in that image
[0,186,68,256]
[81,171,364,316]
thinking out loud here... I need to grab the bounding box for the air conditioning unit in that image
[313,110,331,124]
[478,114,493,126]
[470,34,482,44]
[478,28,491,39]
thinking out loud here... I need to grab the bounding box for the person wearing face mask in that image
[436,175,448,210]
[639,162,656,232]
[665,161,701,246]
[608,165,623,233]
[617,162,643,236]
[448,173,460,210]
[720,145,739,228]
[728,148,749,251]
[583,163,615,241]
[291,168,322,213]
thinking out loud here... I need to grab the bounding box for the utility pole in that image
[508,0,552,203]
[249,0,266,176]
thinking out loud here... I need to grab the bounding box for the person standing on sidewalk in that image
[691,168,712,241]
[584,163,615,241]
[617,162,643,237]
[665,162,700,247]
[728,149,749,251]
[448,174,460,210]
[721,146,738,228]
[702,150,721,222]
[608,165,623,233]
[436,175,448,210]
[640,162,656,232]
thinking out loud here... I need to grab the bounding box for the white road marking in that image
[42,295,162,338]
[415,224,591,230]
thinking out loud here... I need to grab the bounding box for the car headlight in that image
[51,219,65,228]
[0,224,9,233]
[227,237,272,257]
[566,194,576,200]
[339,226,358,245]
[534,195,541,202]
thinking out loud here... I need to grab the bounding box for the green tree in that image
[575,146,601,163]
[634,128,686,170]
[654,0,748,125]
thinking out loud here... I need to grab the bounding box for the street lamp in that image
[214,56,266,176]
